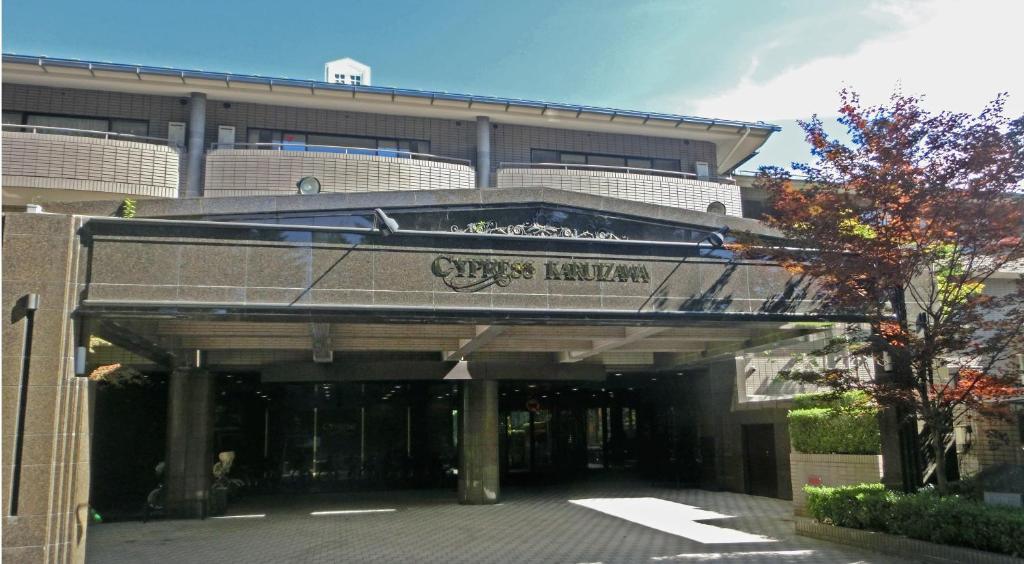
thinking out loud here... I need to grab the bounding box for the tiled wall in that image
[2,84,190,140]
[741,344,875,400]
[2,131,180,198]
[204,149,474,196]
[497,167,741,215]
[205,101,478,161]
[680,358,794,500]
[957,410,1024,477]
[789,453,883,510]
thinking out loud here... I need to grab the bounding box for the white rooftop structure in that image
[324,57,371,86]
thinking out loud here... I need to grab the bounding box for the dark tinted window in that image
[530,149,680,171]
[531,149,559,163]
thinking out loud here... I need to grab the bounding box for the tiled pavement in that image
[86,479,912,563]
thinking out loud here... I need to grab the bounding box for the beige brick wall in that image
[790,453,883,510]
[203,149,474,196]
[2,131,180,198]
[497,167,742,216]
[957,410,1024,477]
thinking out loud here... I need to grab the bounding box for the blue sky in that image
[4,0,1021,171]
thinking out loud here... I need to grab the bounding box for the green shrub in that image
[789,407,880,454]
[805,483,894,530]
[793,390,872,410]
[806,483,1024,557]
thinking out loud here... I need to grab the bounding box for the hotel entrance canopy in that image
[52,186,861,374]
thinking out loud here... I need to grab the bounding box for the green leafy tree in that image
[741,91,1024,493]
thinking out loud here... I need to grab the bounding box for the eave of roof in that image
[3,53,779,133]
[2,54,781,172]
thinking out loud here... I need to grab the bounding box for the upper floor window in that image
[530,149,679,172]
[335,73,345,81]
[351,75,362,85]
[246,128,430,156]
[6,112,150,137]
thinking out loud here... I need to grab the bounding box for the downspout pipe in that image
[476,116,491,188]
[185,92,207,198]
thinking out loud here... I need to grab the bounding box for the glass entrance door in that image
[503,410,552,473]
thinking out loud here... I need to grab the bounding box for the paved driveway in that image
[87,480,910,563]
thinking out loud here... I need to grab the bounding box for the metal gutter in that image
[3,53,781,133]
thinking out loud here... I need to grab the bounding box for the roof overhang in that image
[2,54,779,172]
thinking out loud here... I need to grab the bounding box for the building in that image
[324,57,371,86]
[1,53,989,563]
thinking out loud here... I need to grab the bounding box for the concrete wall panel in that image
[2,213,90,564]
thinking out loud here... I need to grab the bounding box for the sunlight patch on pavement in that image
[569,498,775,544]
[651,549,816,561]
[211,514,265,519]
[310,508,397,516]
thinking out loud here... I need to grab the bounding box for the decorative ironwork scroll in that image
[450,221,625,240]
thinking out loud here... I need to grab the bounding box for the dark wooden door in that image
[742,424,778,498]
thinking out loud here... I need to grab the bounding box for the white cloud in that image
[683,0,1024,122]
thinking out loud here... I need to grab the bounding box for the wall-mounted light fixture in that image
[701,226,730,247]
[75,346,87,375]
[296,176,321,195]
[373,208,400,236]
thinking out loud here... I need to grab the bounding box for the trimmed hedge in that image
[806,483,1024,557]
[793,390,872,410]
[789,391,880,455]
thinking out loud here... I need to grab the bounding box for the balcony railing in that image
[204,142,474,197]
[500,161,737,184]
[2,123,179,146]
[496,162,743,216]
[210,142,470,166]
[1,124,181,200]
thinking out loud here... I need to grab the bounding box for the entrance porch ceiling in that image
[97,318,806,372]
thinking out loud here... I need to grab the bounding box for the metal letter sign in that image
[431,256,650,292]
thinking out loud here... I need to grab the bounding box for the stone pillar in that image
[458,380,499,504]
[475,116,491,188]
[2,213,90,563]
[164,367,215,517]
[185,92,207,198]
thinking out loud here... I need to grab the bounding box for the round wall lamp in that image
[296,176,321,195]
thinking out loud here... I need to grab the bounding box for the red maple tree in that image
[745,91,1024,493]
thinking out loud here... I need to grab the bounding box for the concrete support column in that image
[185,92,207,198]
[475,116,491,188]
[164,367,215,517]
[458,380,500,504]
